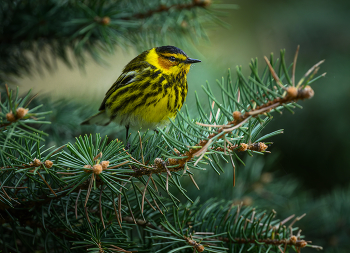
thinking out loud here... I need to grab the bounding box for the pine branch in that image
[0,0,222,79]
[1,49,325,212]
[0,49,326,252]
[143,199,321,252]
[121,49,323,179]
[130,0,212,20]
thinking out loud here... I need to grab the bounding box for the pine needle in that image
[292,45,300,87]
[37,172,57,196]
[141,175,151,214]
[138,131,145,165]
[99,185,105,229]
[84,174,94,207]
[75,189,81,219]
[264,56,286,90]
[113,194,122,229]
[189,174,199,190]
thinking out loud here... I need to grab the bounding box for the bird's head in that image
[146,46,201,76]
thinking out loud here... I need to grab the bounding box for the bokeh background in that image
[7,0,350,251]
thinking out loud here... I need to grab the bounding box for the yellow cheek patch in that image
[146,48,172,74]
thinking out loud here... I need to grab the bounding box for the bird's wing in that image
[99,61,155,111]
[99,70,138,111]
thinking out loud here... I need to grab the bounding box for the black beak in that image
[184,58,201,64]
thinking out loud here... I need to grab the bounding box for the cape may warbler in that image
[81,46,201,136]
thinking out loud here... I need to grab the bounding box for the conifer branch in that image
[0,49,326,252]
[126,74,319,179]
[0,0,222,79]
[130,0,212,20]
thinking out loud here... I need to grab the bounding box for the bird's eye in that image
[169,56,176,62]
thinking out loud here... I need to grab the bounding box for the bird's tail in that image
[81,110,111,126]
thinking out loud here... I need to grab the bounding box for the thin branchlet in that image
[129,0,212,20]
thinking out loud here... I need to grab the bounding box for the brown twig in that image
[229,155,236,187]
[135,185,156,212]
[24,93,39,108]
[1,185,11,201]
[107,160,130,170]
[37,172,57,196]
[108,245,133,253]
[130,0,211,20]
[84,174,94,207]
[141,175,151,214]
[75,189,81,219]
[189,174,200,190]
[153,198,163,215]
[118,192,122,223]
[264,56,286,90]
[150,175,158,192]
[292,45,300,87]
[216,236,308,249]
[99,185,105,229]
[138,131,145,165]
[93,152,102,161]
[113,194,122,229]
[85,206,92,226]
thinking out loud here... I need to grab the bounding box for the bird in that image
[81,45,201,139]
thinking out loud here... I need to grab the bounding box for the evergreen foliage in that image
[0,0,330,252]
[0,49,325,251]
[0,0,226,82]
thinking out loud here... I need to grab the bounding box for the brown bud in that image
[154,158,163,168]
[237,143,248,152]
[83,164,92,173]
[92,164,102,175]
[44,160,53,169]
[290,235,297,244]
[100,160,109,170]
[298,85,314,99]
[33,159,41,167]
[249,142,268,152]
[286,87,298,99]
[259,142,268,152]
[167,158,177,165]
[196,244,205,252]
[101,16,110,25]
[16,107,29,119]
[6,112,16,122]
[298,240,308,248]
[233,111,242,121]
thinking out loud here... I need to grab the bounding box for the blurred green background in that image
[9,0,350,251]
